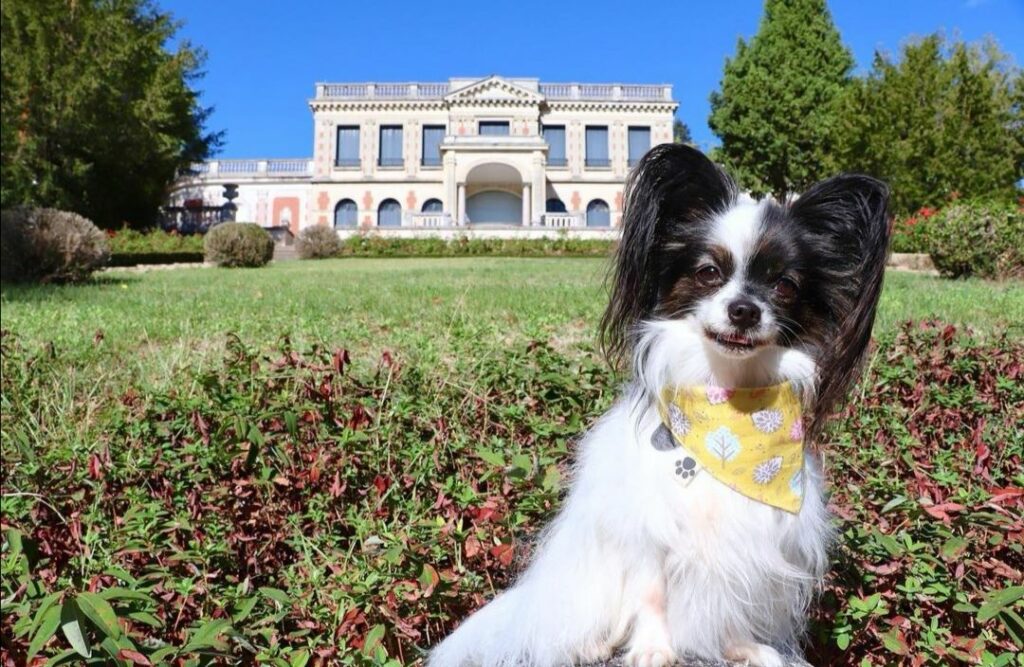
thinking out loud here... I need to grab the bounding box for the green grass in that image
[2,259,1020,364]
[2,258,1022,666]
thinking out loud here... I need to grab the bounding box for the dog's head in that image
[601,144,890,440]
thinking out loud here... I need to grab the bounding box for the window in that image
[422,125,444,167]
[585,126,609,167]
[478,121,510,136]
[586,199,610,227]
[336,126,360,167]
[545,198,567,213]
[334,199,357,228]
[543,125,566,167]
[422,198,443,213]
[378,126,403,167]
[628,126,651,167]
[378,199,401,226]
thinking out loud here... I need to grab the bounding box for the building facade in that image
[168,76,678,236]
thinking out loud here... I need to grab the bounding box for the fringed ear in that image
[599,144,737,365]
[789,175,891,442]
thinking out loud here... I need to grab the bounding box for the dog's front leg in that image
[624,579,675,667]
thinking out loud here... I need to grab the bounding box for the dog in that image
[430,144,890,667]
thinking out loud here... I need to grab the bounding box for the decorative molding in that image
[445,76,545,104]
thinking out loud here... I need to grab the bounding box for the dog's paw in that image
[723,643,785,667]
[625,646,676,667]
[577,640,615,663]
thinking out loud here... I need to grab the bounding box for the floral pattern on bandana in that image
[659,381,806,513]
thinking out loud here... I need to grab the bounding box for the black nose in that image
[727,299,761,330]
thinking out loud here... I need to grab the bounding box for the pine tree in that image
[1,0,222,228]
[708,0,853,200]
[673,119,693,145]
[836,35,1023,214]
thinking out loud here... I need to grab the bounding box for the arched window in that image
[378,199,402,227]
[334,199,357,228]
[586,199,610,227]
[545,198,567,213]
[422,198,443,213]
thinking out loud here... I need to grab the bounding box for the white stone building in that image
[168,76,678,237]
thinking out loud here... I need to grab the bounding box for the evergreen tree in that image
[673,118,693,145]
[708,0,853,200]
[1,0,222,228]
[836,35,1023,214]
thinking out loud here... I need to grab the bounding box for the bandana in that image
[655,381,806,513]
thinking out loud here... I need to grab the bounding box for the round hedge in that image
[204,223,274,268]
[295,225,342,260]
[926,200,1022,280]
[0,207,110,283]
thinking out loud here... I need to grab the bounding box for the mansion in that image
[168,76,678,236]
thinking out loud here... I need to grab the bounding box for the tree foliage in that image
[673,118,693,145]
[836,35,1023,214]
[708,0,853,200]
[1,0,221,229]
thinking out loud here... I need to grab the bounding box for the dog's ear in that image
[789,174,891,441]
[600,144,736,364]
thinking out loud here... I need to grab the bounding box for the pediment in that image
[445,76,543,103]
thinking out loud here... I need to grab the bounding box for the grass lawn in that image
[2,258,1021,363]
[2,258,1022,666]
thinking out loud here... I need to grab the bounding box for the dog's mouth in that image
[704,329,765,354]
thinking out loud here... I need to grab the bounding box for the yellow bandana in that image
[657,382,806,513]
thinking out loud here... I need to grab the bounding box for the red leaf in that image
[87,453,104,480]
[373,475,391,495]
[117,650,152,666]
[332,348,351,374]
[329,472,344,498]
[489,543,514,567]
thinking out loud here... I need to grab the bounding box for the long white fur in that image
[430,202,833,667]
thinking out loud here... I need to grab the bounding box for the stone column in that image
[457,183,466,225]
[522,183,531,226]
[532,154,546,226]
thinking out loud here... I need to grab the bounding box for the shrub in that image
[295,225,342,259]
[107,228,205,266]
[203,222,274,267]
[925,200,1023,279]
[0,207,110,283]
[889,207,936,254]
[337,234,615,258]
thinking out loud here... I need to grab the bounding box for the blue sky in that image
[163,0,1023,158]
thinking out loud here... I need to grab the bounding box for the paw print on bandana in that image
[675,457,697,479]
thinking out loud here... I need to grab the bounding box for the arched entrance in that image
[466,190,520,225]
[462,162,526,226]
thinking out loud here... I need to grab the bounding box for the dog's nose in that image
[727,299,761,330]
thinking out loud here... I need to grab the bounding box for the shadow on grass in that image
[0,274,143,304]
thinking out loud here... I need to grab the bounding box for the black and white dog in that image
[431,145,890,667]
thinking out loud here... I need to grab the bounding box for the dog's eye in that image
[695,265,722,286]
[774,277,798,300]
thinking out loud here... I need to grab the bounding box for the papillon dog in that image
[430,145,890,667]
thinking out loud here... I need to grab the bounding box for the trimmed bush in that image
[203,222,274,267]
[108,228,205,266]
[295,225,342,259]
[337,235,615,258]
[0,207,110,283]
[925,200,1023,279]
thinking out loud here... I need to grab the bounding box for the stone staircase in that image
[273,243,299,262]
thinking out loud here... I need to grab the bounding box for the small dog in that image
[431,145,890,667]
